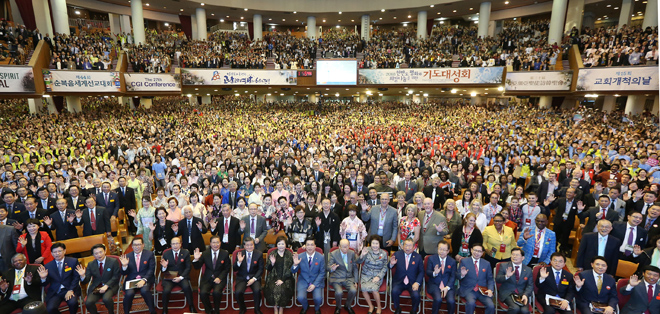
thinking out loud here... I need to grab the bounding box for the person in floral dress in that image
[398,204,421,250]
[339,204,368,252]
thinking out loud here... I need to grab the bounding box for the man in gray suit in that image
[417,198,449,258]
[239,203,268,252]
[362,193,398,250]
[327,239,358,314]
[495,248,533,314]
[0,224,17,271]
[396,171,418,202]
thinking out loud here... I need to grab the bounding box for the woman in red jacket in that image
[16,218,53,265]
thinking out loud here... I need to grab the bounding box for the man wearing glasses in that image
[458,243,495,314]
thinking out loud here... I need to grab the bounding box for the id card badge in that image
[525,218,532,225]
[250,233,256,239]
[625,244,634,252]
[378,224,384,230]
[500,244,506,253]
[12,285,20,295]
[346,232,357,241]
[461,243,469,254]
[159,238,167,246]
[562,212,569,220]
[222,234,229,243]
[324,232,331,244]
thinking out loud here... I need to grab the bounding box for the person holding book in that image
[534,252,575,314]
[160,236,195,313]
[119,237,156,314]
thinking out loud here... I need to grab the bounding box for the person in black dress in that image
[264,236,295,314]
[148,207,175,255]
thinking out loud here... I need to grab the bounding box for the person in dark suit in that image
[642,205,660,248]
[535,252,575,314]
[210,203,241,253]
[576,220,621,276]
[174,206,207,253]
[0,253,41,312]
[396,171,418,202]
[115,177,137,233]
[611,211,648,260]
[620,265,660,314]
[193,235,231,314]
[574,256,617,314]
[17,196,53,240]
[0,207,17,228]
[36,187,57,215]
[239,203,269,252]
[44,198,78,241]
[38,242,81,314]
[119,238,156,314]
[222,182,239,209]
[547,188,580,254]
[626,190,659,217]
[0,190,25,220]
[425,241,456,314]
[66,185,86,212]
[78,244,121,314]
[74,197,112,238]
[458,243,495,314]
[389,238,424,314]
[0,223,17,272]
[423,177,447,210]
[160,236,196,314]
[495,248,533,314]
[87,179,103,199]
[293,237,325,314]
[234,237,264,314]
[96,182,119,218]
[578,195,619,233]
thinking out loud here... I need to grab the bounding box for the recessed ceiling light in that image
[293,11,297,14]
[244,8,248,11]
[339,11,342,14]
[470,7,473,10]
[614,7,619,9]
[430,4,435,7]
[220,19,224,22]
[408,15,411,18]
[180,8,184,11]
[211,13,214,16]
[351,19,354,22]
[200,2,204,5]
[323,19,326,22]
[606,4,611,7]
[437,12,440,14]
[241,17,244,19]
[505,1,509,4]
[381,9,385,12]
[226,16,229,18]
[394,17,397,19]
[145,3,149,6]
[338,19,341,22]
[282,19,286,21]
[379,17,382,20]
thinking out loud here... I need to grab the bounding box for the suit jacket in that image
[575,271,617,308]
[390,250,424,287]
[36,197,57,215]
[611,221,648,256]
[114,186,137,212]
[416,210,449,254]
[81,256,121,294]
[495,262,533,300]
[75,206,111,236]
[210,216,241,252]
[66,196,86,211]
[549,197,579,232]
[575,232,621,276]
[48,210,78,241]
[162,248,192,279]
[327,249,358,285]
[312,171,324,182]
[121,250,156,288]
[222,191,239,209]
[397,180,418,202]
[423,185,447,210]
[234,249,264,283]
[643,215,660,248]
[534,266,575,306]
[0,264,41,303]
[192,248,231,282]
[619,280,660,314]
[87,187,102,198]
[16,208,48,224]
[240,215,268,252]
[0,225,17,270]
[516,227,557,265]
[363,205,399,245]
[579,207,620,233]
[0,202,26,220]
[43,257,81,297]
[425,255,456,291]
[176,216,208,253]
[96,192,120,217]
[457,257,495,297]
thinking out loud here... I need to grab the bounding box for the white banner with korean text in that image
[358,67,504,85]
[43,70,121,92]
[576,66,659,91]
[505,71,573,91]
[181,69,297,85]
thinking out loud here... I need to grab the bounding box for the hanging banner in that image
[576,66,659,91]
[42,70,121,92]
[505,71,572,91]
[124,73,181,92]
[0,66,35,93]
[358,67,504,85]
[181,69,297,85]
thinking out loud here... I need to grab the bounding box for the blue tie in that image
[555,271,561,286]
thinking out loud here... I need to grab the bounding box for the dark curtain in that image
[15,0,37,30]
[427,18,433,37]
[52,96,64,113]
[247,22,253,40]
[132,97,140,109]
[179,15,192,39]
[196,96,202,105]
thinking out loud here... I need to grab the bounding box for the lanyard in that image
[463,227,473,243]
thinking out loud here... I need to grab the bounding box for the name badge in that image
[346,232,357,241]
[525,219,532,225]
[250,233,256,239]
[222,234,229,243]
[12,285,20,295]
[159,238,167,246]
[500,244,506,253]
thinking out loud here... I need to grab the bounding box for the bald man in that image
[327,239,358,314]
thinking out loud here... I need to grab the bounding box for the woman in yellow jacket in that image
[482,213,518,269]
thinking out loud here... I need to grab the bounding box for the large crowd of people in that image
[0,94,657,314]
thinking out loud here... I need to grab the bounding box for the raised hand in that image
[67,213,76,223]
[539,266,549,279]
[37,265,48,280]
[196,221,203,230]
[331,263,339,271]
[574,275,585,288]
[270,254,277,265]
[577,201,585,211]
[119,255,129,267]
[237,251,245,263]
[629,274,641,286]
[523,228,532,240]
[75,209,83,219]
[239,219,246,230]
[12,221,23,231]
[127,209,137,218]
[193,248,202,260]
[148,223,156,231]
[0,279,7,291]
[506,266,515,278]
[293,253,301,266]
[434,264,441,275]
[315,216,322,227]
[460,266,468,277]
[160,258,169,269]
[18,237,27,247]
[209,219,218,230]
[76,264,86,277]
[43,216,53,226]
[389,255,397,266]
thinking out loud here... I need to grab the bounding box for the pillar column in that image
[191,15,198,40]
[360,15,370,41]
[117,96,131,106]
[252,14,263,40]
[643,0,658,28]
[308,94,317,103]
[417,11,427,39]
[619,0,634,29]
[478,2,491,38]
[32,0,53,36]
[140,98,152,109]
[45,97,57,114]
[488,21,496,37]
[27,99,41,114]
[50,0,69,35]
[120,15,132,34]
[131,0,146,44]
[548,0,568,45]
[109,13,121,36]
[307,16,317,39]
[470,96,484,106]
[201,95,211,104]
[65,96,81,113]
[582,12,595,30]
[539,96,553,109]
[625,95,645,115]
[602,96,617,113]
[652,95,659,117]
[359,93,368,103]
[196,8,207,41]
[565,0,584,35]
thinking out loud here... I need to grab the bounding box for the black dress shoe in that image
[189,306,197,313]
[239,309,246,314]
[300,308,308,314]
[315,311,322,314]
[394,308,402,314]
[254,309,263,314]
[335,308,341,314]
[345,305,356,314]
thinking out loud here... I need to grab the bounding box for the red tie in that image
[473,259,479,291]
[646,284,653,314]
[90,209,96,231]
[174,252,178,263]
[136,253,140,272]
[406,181,409,192]
[224,219,229,235]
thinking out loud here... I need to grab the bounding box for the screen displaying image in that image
[316,60,358,85]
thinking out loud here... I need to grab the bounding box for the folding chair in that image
[197,264,230,311]
[326,247,357,307]
[422,255,453,314]
[356,252,389,310]
[231,248,258,310]
[155,249,188,309]
[388,264,421,314]
[83,258,122,314]
[494,262,533,314]
[294,246,325,308]
[263,247,295,308]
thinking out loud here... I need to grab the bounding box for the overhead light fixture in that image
[293,11,297,14]
[211,13,214,16]
[408,90,414,94]
[339,11,342,14]
[220,19,224,22]
[606,4,611,7]
[379,17,382,20]
[430,4,435,7]
[453,10,457,12]
[408,15,412,18]
[470,92,477,97]
[244,8,248,11]
[180,9,184,11]
[505,1,509,4]
[614,7,619,9]
[497,86,504,91]
[201,3,204,5]
[164,23,169,26]
[423,94,429,97]
[323,19,326,22]
[470,7,473,10]
[381,9,385,12]
[585,94,599,98]
[145,3,149,6]
[75,10,80,15]
[394,17,397,19]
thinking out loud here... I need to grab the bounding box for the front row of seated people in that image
[0,235,659,314]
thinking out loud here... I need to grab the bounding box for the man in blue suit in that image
[495,248,533,314]
[425,240,456,314]
[293,237,325,314]
[620,265,660,314]
[43,198,78,241]
[574,256,617,314]
[517,214,556,266]
[119,238,156,314]
[535,252,575,314]
[458,243,495,314]
[390,238,424,314]
[38,243,81,314]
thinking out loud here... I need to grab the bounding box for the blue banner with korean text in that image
[576,66,658,91]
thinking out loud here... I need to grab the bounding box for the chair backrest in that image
[532,265,542,294]
[495,262,504,290]
[202,232,213,245]
[423,255,430,280]
[265,229,287,245]
[59,234,108,255]
[296,247,323,255]
[616,278,630,310]
[616,260,637,279]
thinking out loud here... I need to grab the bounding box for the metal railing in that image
[69,18,110,30]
